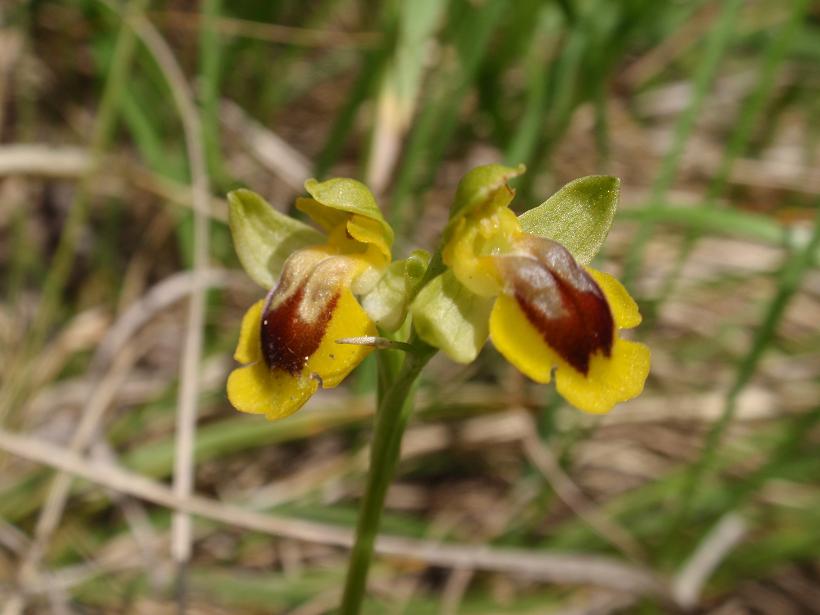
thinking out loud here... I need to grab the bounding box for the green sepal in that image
[296,177,394,247]
[228,189,323,289]
[409,270,493,363]
[518,176,620,265]
[448,163,526,222]
[362,249,430,332]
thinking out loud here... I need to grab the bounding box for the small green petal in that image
[228,189,323,289]
[361,260,407,331]
[410,270,494,363]
[448,163,526,223]
[297,177,394,247]
[362,249,430,332]
[518,176,620,266]
[404,249,431,295]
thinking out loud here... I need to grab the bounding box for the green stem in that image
[339,341,435,614]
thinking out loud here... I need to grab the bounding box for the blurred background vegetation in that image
[1,0,819,613]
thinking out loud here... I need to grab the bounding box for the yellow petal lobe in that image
[295,197,346,233]
[585,268,642,329]
[489,294,552,383]
[490,294,650,413]
[307,287,376,387]
[233,299,265,364]
[554,338,650,414]
[346,215,391,263]
[443,203,522,298]
[443,218,500,297]
[227,361,318,420]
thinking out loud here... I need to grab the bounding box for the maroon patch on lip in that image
[501,238,614,375]
[260,285,339,375]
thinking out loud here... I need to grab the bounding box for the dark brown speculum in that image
[499,237,614,375]
[260,285,338,375]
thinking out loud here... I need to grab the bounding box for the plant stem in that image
[339,341,435,614]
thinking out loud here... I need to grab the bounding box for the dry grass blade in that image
[0,145,90,177]
[0,519,28,555]
[152,9,381,48]
[221,99,311,191]
[729,158,820,195]
[521,419,648,563]
[91,442,165,592]
[673,513,748,609]
[17,344,139,587]
[91,268,232,371]
[550,591,638,615]
[0,428,668,598]
[440,567,474,615]
[126,11,211,596]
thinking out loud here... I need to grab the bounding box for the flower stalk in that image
[339,338,435,615]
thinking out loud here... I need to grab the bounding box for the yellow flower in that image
[412,165,649,414]
[227,179,393,420]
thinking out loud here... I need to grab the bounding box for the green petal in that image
[518,176,620,266]
[410,270,493,363]
[448,163,526,222]
[362,250,430,332]
[228,189,324,289]
[404,249,431,294]
[297,177,394,247]
[361,260,407,331]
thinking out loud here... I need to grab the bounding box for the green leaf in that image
[410,271,493,363]
[296,177,394,247]
[448,163,526,222]
[362,250,430,332]
[518,176,620,265]
[228,189,323,289]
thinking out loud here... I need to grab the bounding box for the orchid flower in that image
[226,179,404,420]
[410,165,650,414]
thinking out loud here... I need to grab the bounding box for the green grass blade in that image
[199,0,228,187]
[651,0,810,312]
[668,210,820,543]
[622,0,744,287]
[388,0,505,234]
